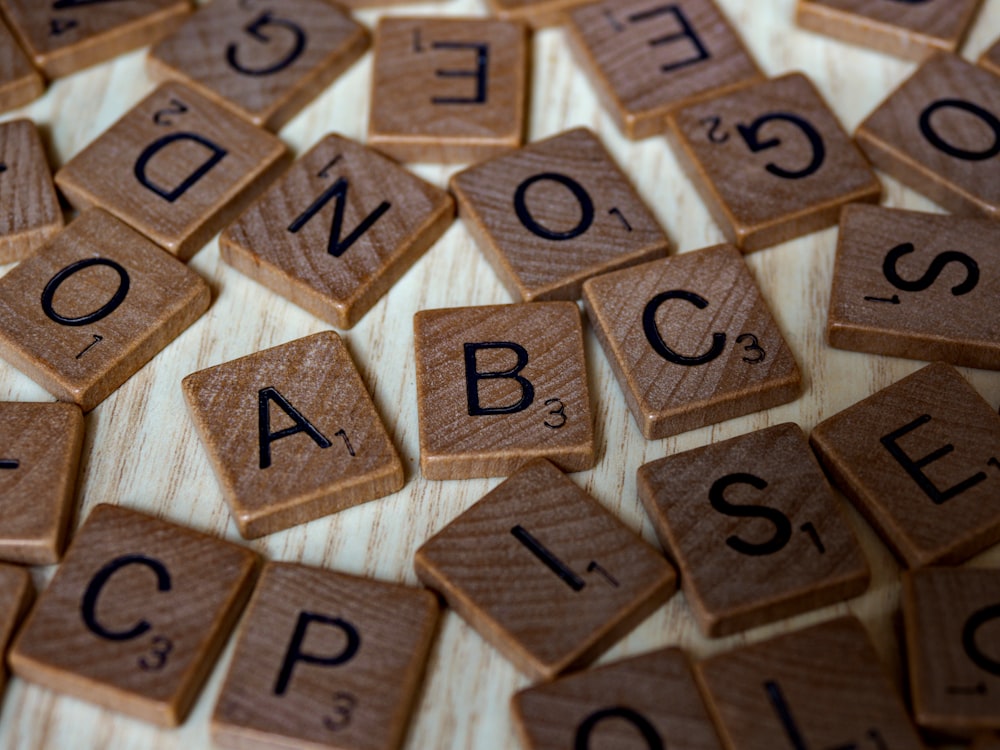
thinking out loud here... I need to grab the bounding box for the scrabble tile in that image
[637,423,869,637]
[221,133,455,329]
[0,402,84,565]
[0,209,210,412]
[0,119,63,263]
[828,205,1000,370]
[796,0,984,61]
[695,617,924,750]
[486,0,591,28]
[810,362,1000,568]
[147,0,369,131]
[903,568,1000,737]
[212,561,439,750]
[582,245,801,440]
[666,72,881,252]
[566,0,763,140]
[183,331,404,539]
[513,647,722,750]
[0,0,191,79]
[450,128,670,301]
[9,504,257,727]
[413,302,595,480]
[368,17,529,164]
[414,459,676,680]
[980,38,1000,78]
[0,563,33,695]
[55,82,290,261]
[0,15,43,113]
[855,53,1000,220]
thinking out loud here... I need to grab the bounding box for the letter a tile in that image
[810,362,1000,568]
[55,82,289,261]
[0,15,43,114]
[415,459,676,680]
[0,563,32,697]
[582,245,801,440]
[0,119,63,263]
[183,331,404,539]
[148,0,369,131]
[9,504,258,727]
[450,128,670,301]
[212,561,439,750]
[638,423,869,637]
[0,209,210,412]
[221,134,454,329]
[667,73,881,252]
[413,302,594,480]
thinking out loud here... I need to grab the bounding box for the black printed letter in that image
[737,113,825,179]
[574,707,663,749]
[274,613,360,696]
[81,555,171,641]
[431,41,489,104]
[643,289,726,366]
[464,342,535,416]
[287,177,391,258]
[226,12,307,77]
[134,133,228,203]
[919,99,1000,161]
[709,473,792,557]
[514,173,595,241]
[41,258,130,326]
[882,242,979,296]
[258,387,332,469]
[630,4,709,74]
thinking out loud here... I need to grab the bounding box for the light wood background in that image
[2,1,999,747]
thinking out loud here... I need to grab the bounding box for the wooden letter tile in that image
[0,0,191,79]
[695,617,924,750]
[638,423,869,637]
[513,647,722,749]
[9,503,258,727]
[828,204,1000,370]
[0,402,84,565]
[413,302,594,480]
[0,563,33,697]
[212,561,439,750]
[0,119,63,263]
[582,245,801,440]
[903,568,1000,737]
[856,53,1000,220]
[450,128,670,301]
[368,17,528,164]
[148,0,369,131]
[221,133,455,329]
[415,459,676,680]
[667,73,881,252]
[0,209,210,411]
[487,0,591,28]
[980,37,1000,78]
[0,15,43,113]
[810,362,1000,568]
[55,82,289,261]
[567,0,763,140]
[796,0,984,61]
[183,331,404,539]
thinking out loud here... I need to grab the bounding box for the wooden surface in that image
[0,0,998,747]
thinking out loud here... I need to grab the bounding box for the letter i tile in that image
[413,302,595,480]
[182,331,404,539]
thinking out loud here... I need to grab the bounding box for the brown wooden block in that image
[0,119,63,263]
[0,209,209,411]
[828,204,1000,370]
[566,0,763,140]
[0,15,43,113]
[212,561,439,750]
[975,734,1000,750]
[795,0,983,61]
[902,568,1000,738]
[368,16,529,164]
[695,617,924,750]
[55,82,289,261]
[0,0,191,79]
[513,647,722,749]
[413,302,595,480]
[183,331,404,539]
[0,563,33,696]
[9,503,257,727]
[855,53,1000,220]
[147,0,369,131]
[414,459,676,681]
[637,423,869,637]
[221,133,455,329]
[667,73,881,252]
[582,245,801,440]
[487,0,591,28]
[0,402,84,565]
[450,128,670,301]
[810,362,1000,568]
[980,38,1000,78]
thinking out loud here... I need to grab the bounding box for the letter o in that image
[41,258,130,327]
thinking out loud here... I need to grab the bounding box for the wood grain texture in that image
[0,563,33,697]
[0,118,63,263]
[486,0,591,28]
[0,209,210,411]
[212,561,439,750]
[415,459,676,680]
[980,36,1000,75]
[0,15,43,114]
[9,504,258,727]
[182,331,405,539]
[0,402,84,565]
[828,204,1000,370]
